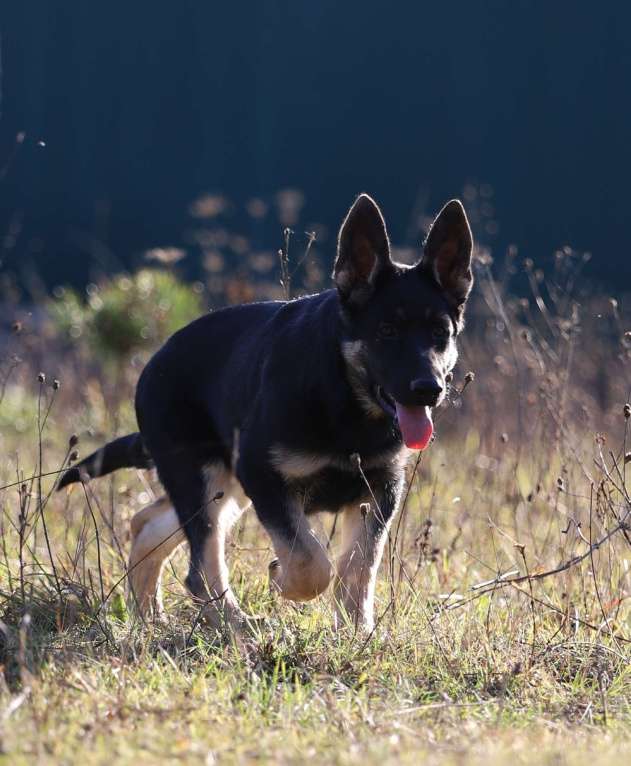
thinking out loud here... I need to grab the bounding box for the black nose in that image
[409,378,443,405]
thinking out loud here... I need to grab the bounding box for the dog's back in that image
[134,291,347,467]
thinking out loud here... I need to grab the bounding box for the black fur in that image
[58,194,473,608]
[57,432,152,489]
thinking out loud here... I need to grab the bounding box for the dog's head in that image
[334,194,473,450]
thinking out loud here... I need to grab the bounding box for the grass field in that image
[1,253,630,764]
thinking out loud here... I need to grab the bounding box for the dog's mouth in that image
[375,385,434,451]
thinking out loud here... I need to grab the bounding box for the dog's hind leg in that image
[128,496,186,620]
[152,453,254,632]
[333,479,402,632]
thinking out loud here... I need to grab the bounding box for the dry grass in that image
[0,248,630,764]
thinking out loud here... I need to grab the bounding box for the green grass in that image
[1,580,630,764]
[1,398,630,764]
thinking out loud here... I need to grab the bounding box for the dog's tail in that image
[57,432,153,490]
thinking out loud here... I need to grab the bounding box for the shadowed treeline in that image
[1,2,631,289]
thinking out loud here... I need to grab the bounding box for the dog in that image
[58,194,473,633]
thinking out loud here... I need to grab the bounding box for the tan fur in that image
[269,446,331,480]
[267,507,333,601]
[127,469,393,632]
[341,341,384,419]
[128,497,185,619]
[270,442,411,483]
[333,504,392,631]
[128,467,253,625]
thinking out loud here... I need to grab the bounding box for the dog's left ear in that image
[334,194,392,306]
[421,200,474,306]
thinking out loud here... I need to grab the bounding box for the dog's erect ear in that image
[421,200,474,306]
[333,194,392,306]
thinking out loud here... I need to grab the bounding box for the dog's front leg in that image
[239,468,333,603]
[333,477,402,632]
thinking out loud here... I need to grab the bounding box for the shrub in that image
[47,269,204,364]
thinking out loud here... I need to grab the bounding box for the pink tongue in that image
[394,403,434,450]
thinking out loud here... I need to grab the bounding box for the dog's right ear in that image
[333,194,392,306]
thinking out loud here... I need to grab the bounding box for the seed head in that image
[624,403,631,420]
[69,450,79,462]
[350,453,361,470]
[464,371,475,385]
[37,372,46,384]
[556,477,564,491]
[68,433,79,448]
[52,379,60,391]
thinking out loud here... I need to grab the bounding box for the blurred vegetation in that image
[46,269,205,365]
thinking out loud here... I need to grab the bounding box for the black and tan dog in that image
[58,194,473,632]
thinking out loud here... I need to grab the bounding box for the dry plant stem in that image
[588,483,617,647]
[278,227,293,299]
[481,263,524,465]
[508,582,631,645]
[0,468,72,493]
[289,230,317,280]
[0,525,14,596]
[17,479,28,606]
[80,482,106,604]
[1,494,49,602]
[36,380,62,599]
[445,504,631,644]
[464,503,630,596]
[515,544,536,667]
[603,449,631,549]
[89,483,127,572]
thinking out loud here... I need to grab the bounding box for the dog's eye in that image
[432,325,450,341]
[378,322,398,340]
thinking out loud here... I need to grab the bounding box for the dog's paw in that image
[332,608,375,636]
[201,600,267,640]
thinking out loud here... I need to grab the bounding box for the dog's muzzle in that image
[409,378,443,407]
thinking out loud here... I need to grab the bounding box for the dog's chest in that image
[269,443,411,513]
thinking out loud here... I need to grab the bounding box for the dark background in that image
[1,1,630,290]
